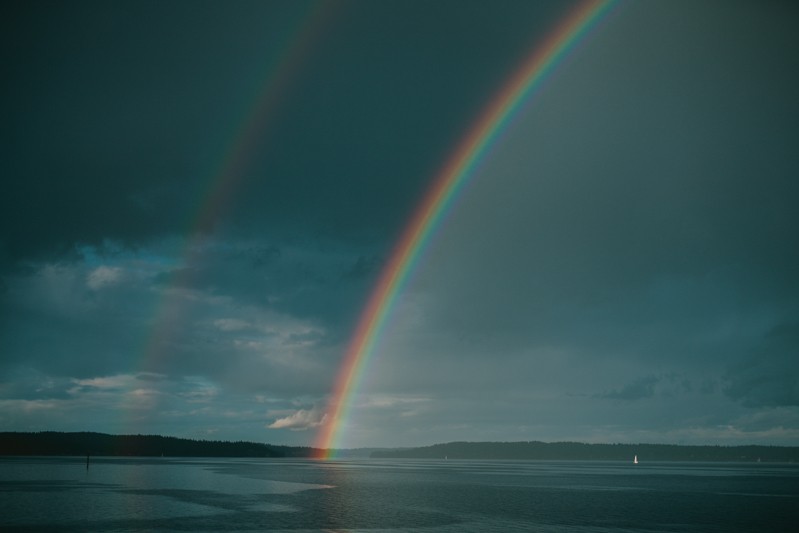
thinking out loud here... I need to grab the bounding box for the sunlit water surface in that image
[1,457,797,531]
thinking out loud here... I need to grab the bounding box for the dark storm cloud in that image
[594,374,693,401]
[1,1,246,263]
[724,322,799,408]
[0,368,75,401]
[2,0,798,446]
[596,376,659,401]
[242,245,281,269]
[339,255,382,285]
[0,263,146,377]
[227,0,570,235]
[0,0,571,270]
[154,240,381,335]
[0,1,314,264]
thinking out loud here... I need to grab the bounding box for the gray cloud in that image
[267,406,326,431]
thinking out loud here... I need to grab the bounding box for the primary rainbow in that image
[314,0,617,458]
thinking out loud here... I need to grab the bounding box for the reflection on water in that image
[1,457,797,531]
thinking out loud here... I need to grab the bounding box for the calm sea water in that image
[1,457,797,532]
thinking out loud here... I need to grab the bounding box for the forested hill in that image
[371,441,799,462]
[0,432,319,458]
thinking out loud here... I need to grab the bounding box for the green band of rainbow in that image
[314,0,617,458]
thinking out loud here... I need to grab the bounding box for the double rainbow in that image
[314,0,617,458]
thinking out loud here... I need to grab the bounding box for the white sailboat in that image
[633,455,638,464]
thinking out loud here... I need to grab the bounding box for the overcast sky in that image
[2,0,798,449]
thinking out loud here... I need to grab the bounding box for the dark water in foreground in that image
[1,457,797,532]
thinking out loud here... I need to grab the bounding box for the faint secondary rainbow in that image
[136,2,334,379]
[314,0,617,458]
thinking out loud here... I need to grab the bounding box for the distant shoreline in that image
[1,432,797,462]
[370,441,799,462]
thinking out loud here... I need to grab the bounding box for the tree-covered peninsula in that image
[0,432,319,458]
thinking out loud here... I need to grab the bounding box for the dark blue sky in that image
[1,0,798,448]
